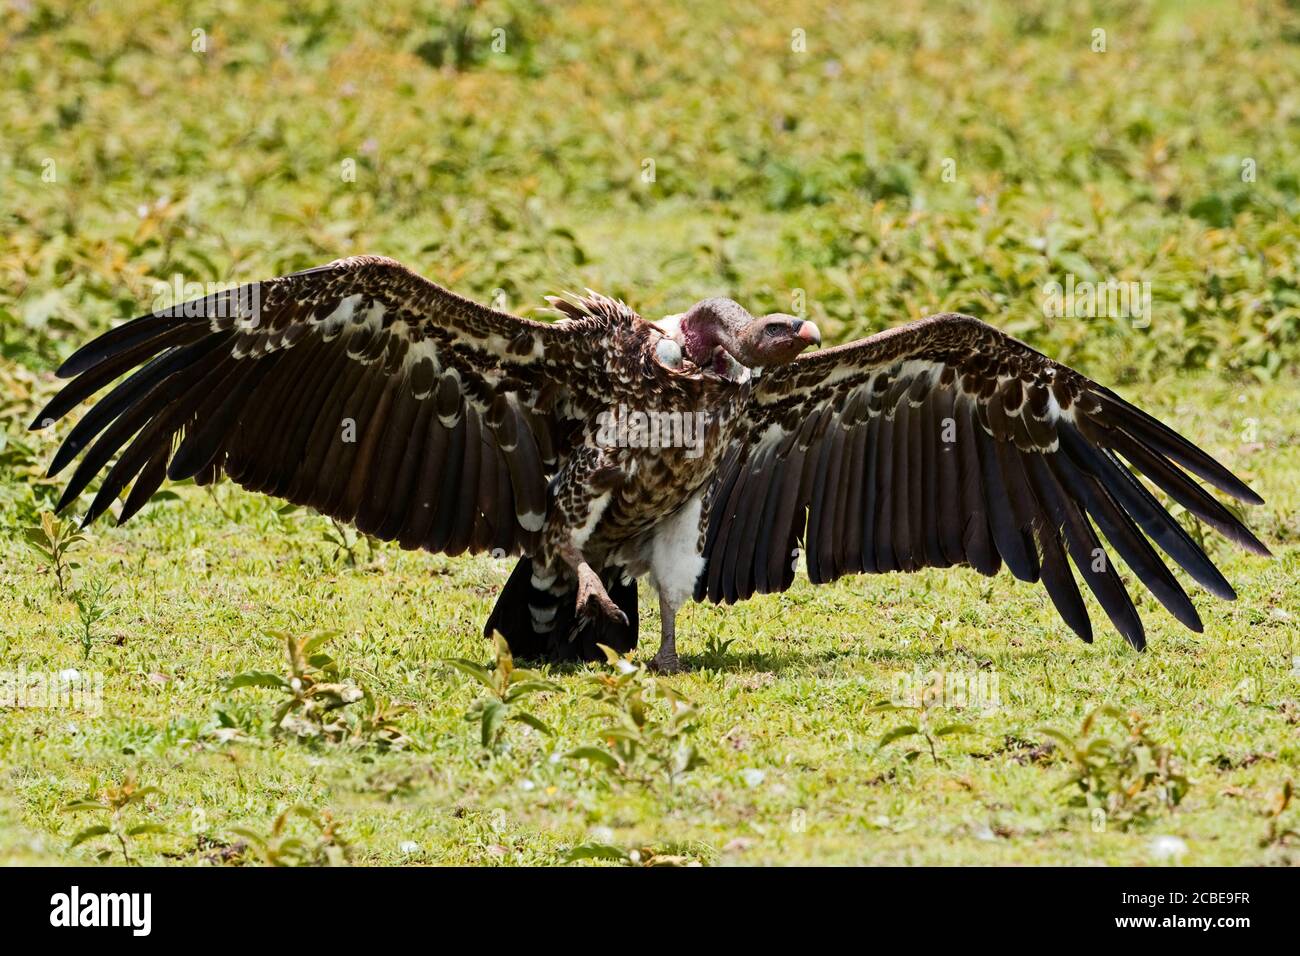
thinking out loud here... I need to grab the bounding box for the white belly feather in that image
[649,491,706,610]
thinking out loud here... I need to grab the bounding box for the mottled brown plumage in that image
[697,313,1270,652]
[36,257,1269,672]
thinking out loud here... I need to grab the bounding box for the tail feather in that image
[485,558,638,662]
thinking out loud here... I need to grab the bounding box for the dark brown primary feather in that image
[35,255,606,558]
[698,312,1269,649]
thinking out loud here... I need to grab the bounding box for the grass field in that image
[2,0,1299,866]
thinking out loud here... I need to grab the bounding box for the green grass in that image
[2,0,1300,865]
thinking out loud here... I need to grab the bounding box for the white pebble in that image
[1148,835,1188,861]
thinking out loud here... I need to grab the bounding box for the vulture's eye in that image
[763,324,783,337]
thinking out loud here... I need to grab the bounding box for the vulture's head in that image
[673,298,820,376]
[740,312,822,366]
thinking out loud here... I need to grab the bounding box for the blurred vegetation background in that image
[1,0,1298,520]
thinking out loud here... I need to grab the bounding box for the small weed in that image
[1039,706,1190,829]
[231,805,351,866]
[70,578,112,660]
[63,773,168,864]
[562,840,707,867]
[871,698,978,766]
[566,644,705,788]
[443,632,557,750]
[700,634,736,669]
[323,517,376,566]
[1259,780,1298,849]
[226,631,366,741]
[354,691,416,751]
[24,511,85,595]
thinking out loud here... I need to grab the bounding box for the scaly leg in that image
[560,544,628,626]
[649,590,682,674]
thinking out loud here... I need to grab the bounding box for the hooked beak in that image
[794,319,821,347]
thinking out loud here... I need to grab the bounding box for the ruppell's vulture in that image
[35,255,1269,672]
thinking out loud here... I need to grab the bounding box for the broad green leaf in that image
[228,827,265,849]
[566,746,621,770]
[596,643,624,666]
[509,711,554,736]
[302,632,339,655]
[442,658,496,690]
[480,699,508,747]
[934,723,978,737]
[1035,728,1075,747]
[126,823,168,836]
[70,824,111,847]
[877,725,920,749]
[63,799,106,812]
[227,671,290,691]
[562,842,630,863]
[504,679,560,701]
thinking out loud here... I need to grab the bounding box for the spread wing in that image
[34,255,603,558]
[697,313,1269,649]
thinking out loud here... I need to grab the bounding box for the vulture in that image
[34,255,1269,672]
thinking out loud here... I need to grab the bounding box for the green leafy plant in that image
[562,840,705,867]
[63,774,168,864]
[1259,780,1298,849]
[24,510,85,594]
[354,691,415,751]
[226,632,365,741]
[871,698,978,766]
[262,501,302,535]
[1038,706,1190,829]
[70,578,112,660]
[699,633,736,669]
[322,517,376,566]
[443,632,557,750]
[566,644,705,788]
[231,805,351,866]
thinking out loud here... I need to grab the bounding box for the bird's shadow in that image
[680,647,842,674]
[681,641,1073,676]
[517,640,1078,679]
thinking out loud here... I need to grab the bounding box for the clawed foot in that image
[648,652,683,675]
[575,564,629,626]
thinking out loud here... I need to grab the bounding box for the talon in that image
[648,653,683,675]
[575,563,626,624]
